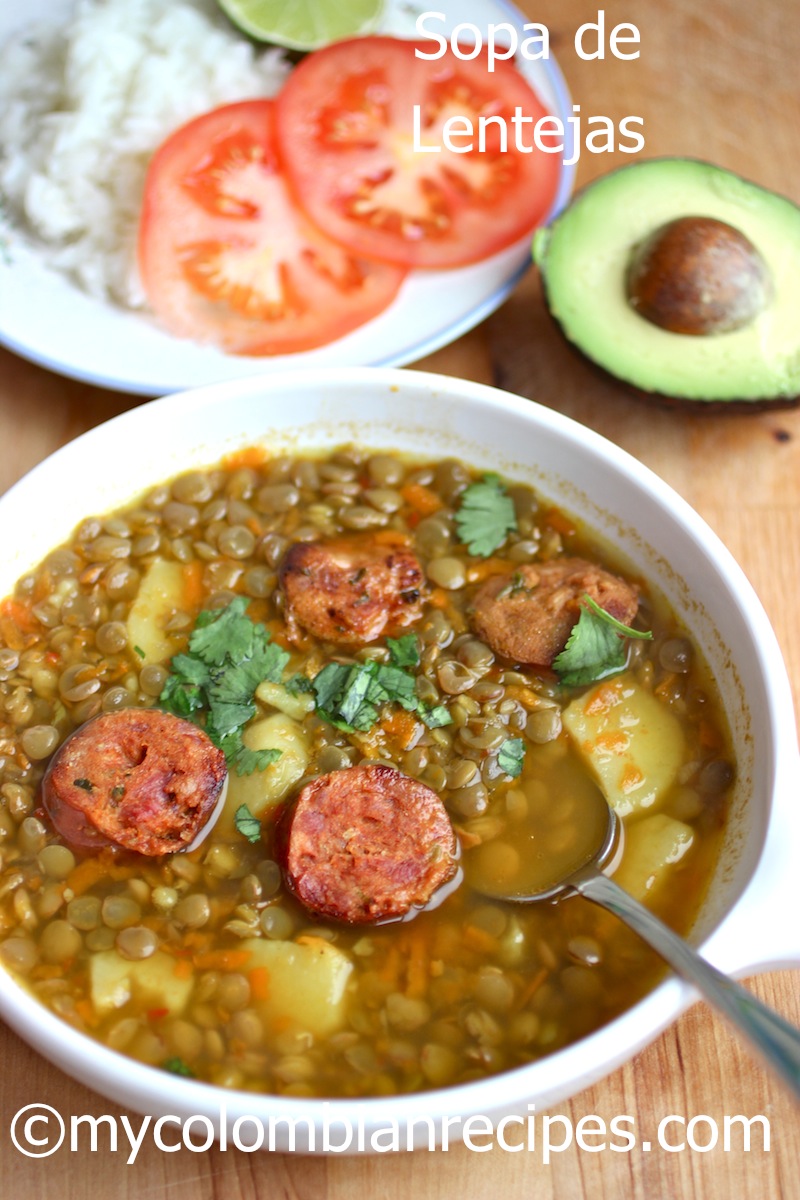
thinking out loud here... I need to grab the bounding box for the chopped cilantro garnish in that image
[311,655,451,734]
[454,473,517,557]
[162,1057,194,1077]
[233,803,262,843]
[553,594,653,687]
[285,673,314,695]
[133,645,146,659]
[73,778,94,792]
[496,570,529,600]
[419,703,452,729]
[218,734,282,778]
[159,596,289,775]
[497,737,525,778]
[387,634,420,670]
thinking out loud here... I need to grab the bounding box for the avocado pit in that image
[626,216,772,336]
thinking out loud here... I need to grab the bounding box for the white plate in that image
[0,0,574,395]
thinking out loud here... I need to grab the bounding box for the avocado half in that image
[533,159,800,408]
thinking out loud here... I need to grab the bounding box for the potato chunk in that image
[562,674,685,817]
[219,712,310,836]
[613,813,695,902]
[126,559,185,665]
[239,937,353,1037]
[90,949,194,1017]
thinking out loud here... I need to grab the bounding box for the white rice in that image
[0,0,290,306]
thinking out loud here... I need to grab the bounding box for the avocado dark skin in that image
[533,159,800,411]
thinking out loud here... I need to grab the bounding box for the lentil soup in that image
[0,445,734,1098]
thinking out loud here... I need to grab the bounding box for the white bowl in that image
[0,366,797,1151]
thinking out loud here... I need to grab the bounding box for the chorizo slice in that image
[42,708,227,856]
[471,557,639,667]
[280,763,458,924]
[279,534,424,644]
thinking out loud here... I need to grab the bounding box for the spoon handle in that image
[576,870,800,1099]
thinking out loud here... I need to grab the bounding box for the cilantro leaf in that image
[233,803,263,843]
[206,698,258,742]
[454,473,517,557]
[188,595,257,666]
[497,737,525,778]
[160,668,205,718]
[167,653,210,686]
[234,745,282,777]
[160,597,286,776]
[162,1057,194,1077]
[337,664,376,727]
[553,594,653,687]
[418,703,452,729]
[311,663,354,715]
[285,673,314,695]
[310,653,452,734]
[387,634,420,670]
[371,662,418,711]
[314,662,382,732]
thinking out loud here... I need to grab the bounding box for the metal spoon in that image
[481,805,800,1099]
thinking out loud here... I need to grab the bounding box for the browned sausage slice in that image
[281,763,458,924]
[279,534,424,644]
[471,557,639,667]
[42,708,227,856]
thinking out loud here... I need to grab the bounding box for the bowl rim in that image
[0,364,797,1142]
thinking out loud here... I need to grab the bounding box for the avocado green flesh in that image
[533,159,800,402]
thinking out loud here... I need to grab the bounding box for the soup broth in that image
[0,446,733,1098]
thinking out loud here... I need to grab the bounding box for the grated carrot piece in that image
[698,718,724,751]
[372,529,411,547]
[192,949,251,972]
[182,560,204,612]
[66,852,137,897]
[248,965,271,1001]
[426,587,451,610]
[401,483,443,516]
[403,927,432,1000]
[465,557,511,584]
[74,998,101,1029]
[221,446,267,470]
[380,708,420,751]
[64,858,105,897]
[503,683,544,710]
[653,672,679,700]
[0,597,40,641]
[351,727,388,759]
[462,925,499,955]
[541,506,577,538]
[516,967,549,1011]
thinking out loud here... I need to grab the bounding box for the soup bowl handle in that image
[704,748,800,976]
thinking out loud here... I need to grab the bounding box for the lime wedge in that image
[216,0,385,50]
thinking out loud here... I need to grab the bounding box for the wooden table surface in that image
[0,1,798,1196]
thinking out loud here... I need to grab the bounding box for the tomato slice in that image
[275,37,562,269]
[138,100,407,355]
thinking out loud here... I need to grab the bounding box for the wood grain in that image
[0,0,798,1195]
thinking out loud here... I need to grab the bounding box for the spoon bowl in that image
[476,795,800,1100]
